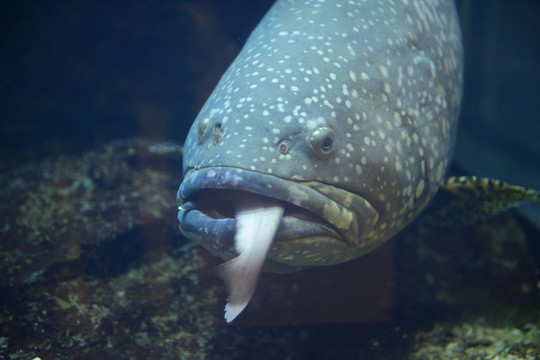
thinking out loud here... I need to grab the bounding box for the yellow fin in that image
[425,176,540,226]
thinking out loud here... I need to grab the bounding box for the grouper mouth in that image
[180,188,343,253]
[177,167,379,322]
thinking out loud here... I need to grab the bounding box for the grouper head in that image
[177,0,463,321]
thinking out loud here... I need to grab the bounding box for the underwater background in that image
[0,0,539,359]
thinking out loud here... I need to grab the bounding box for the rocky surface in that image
[0,138,183,286]
[0,138,539,359]
[413,322,540,360]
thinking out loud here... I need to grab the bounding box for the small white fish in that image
[217,197,283,322]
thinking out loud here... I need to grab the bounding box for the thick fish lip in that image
[177,167,379,265]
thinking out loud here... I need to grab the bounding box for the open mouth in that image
[183,187,341,239]
[177,167,379,266]
[178,186,346,263]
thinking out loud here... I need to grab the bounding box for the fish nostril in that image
[278,139,292,154]
[213,122,223,145]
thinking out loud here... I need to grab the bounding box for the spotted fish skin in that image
[178,0,463,267]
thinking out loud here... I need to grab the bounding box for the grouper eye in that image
[309,126,336,158]
[321,134,334,152]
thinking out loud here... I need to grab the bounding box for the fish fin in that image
[425,176,540,226]
[217,202,283,323]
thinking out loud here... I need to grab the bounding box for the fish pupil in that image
[321,135,334,152]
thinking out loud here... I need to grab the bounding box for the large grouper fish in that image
[176,0,538,322]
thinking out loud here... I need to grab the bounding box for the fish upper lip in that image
[180,187,340,237]
[178,166,379,247]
